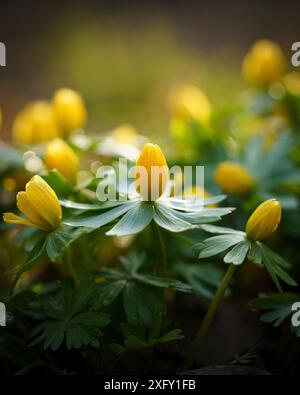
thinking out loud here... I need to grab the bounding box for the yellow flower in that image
[242,40,286,88]
[167,85,212,124]
[283,72,300,97]
[3,175,62,231]
[52,88,87,136]
[45,138,79,184]
[112,124,138,146]
[246,199,281,241]
[214,162,254,195]
[13,101,59,144]
[136,143,169,201]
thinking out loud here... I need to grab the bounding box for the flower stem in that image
[63,248,79,288]
[183,263,236,371]
[152,222,167,275]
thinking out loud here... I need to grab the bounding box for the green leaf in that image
[197,234,245,259]
[259,243,297,290]
[123,283,166,327]
[106,202,154,236]
[224,240,250,265]
[175,262,225,299]
[91,280,126,309]
[110,318,184,355]
[42,170,72,198]
[201,224,245,235]
[247,242,263,266]
[45,225,90,262]
[28,281,110,351]
[13,236,47,288]
[133,273,192,293]
[64,200,136,228]
[154,203,193,232]
[250,293,300,328]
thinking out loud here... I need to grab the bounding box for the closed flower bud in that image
[45,138,79,184]
[246,199,281,241]
[214,162,254,195]
[167,85,212,124]
[136,143,169,201]
[3,175,62,231]
[242,40,286,88]
[52,88,87,135]
[13,101,59,144]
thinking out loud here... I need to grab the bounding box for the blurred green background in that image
[1,0,300,136]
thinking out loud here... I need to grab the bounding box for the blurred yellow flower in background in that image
[3,175,62,231]
[111,124,138,146]
[246,198,281,241]
[214,161,254,195]
[242,40,287,88]
[52,88,87,136]
[12,101,59,144]
[45,138,79,184]
[283,72,300,97]
[136,143,169,201]
[167,84,212,125]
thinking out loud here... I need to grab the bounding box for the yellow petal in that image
[52,88,87,135]
[242,40,286,88]
[136,143,169,201]
[246,199,281,241]
[17,191,52,230]
[214,162,254,195]
[3,212,44,229]
[45,138,79,184]
[25,175,62,229]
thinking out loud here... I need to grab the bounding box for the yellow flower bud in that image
[136,143,169,201]
[45,138,79,184]
[246,199,281,241]
[283,72,300,97]
[3,175,62,231]
[167,85,212,124]
[214,162,254,195]
[242,40,286,88]
[13,101,59,144]
[52,88,87,135]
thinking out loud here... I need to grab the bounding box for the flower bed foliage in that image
[1,41,300,375]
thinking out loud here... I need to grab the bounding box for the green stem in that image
[63,248,79,288]
[183,263,236,371]
[152,222,167,275]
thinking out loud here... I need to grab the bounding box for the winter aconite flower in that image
[3,175,62,231]
[45,138,79,184]
[242,40,286,88]
[167,84,212,125]
[63,143,233,237]
[214,162,254,195]
[135,143,169,201]
[52,88,87,136]
[13,101,59,144]
[246,199,281,241]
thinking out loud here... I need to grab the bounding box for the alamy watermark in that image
[291,302,300,328]
[0,302,6,326]
[291,42,300,67]
[94,159,204,202]
[0,42,6,66]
